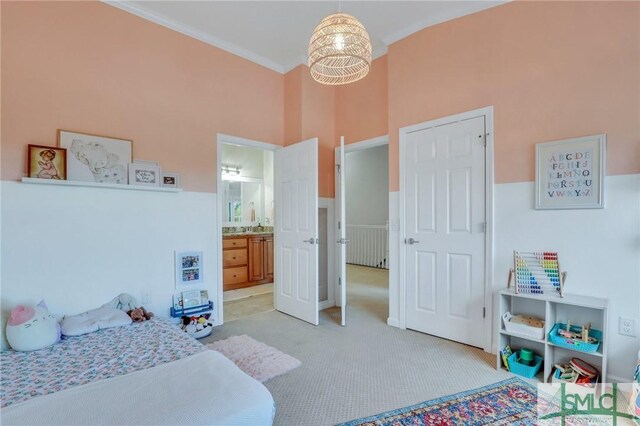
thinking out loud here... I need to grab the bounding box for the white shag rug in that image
[207,335,301,382]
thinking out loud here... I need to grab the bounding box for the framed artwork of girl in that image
[28,145,67,180]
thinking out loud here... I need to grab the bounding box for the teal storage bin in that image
[548,323,602,354]
[507,351,543,379]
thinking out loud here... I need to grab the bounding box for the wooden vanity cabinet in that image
[248,235,274,283]
[223,234,273,291]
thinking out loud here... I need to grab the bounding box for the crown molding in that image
[103,0,286,74]
[382,2,507,46]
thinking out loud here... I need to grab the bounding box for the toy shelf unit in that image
[496,289,608,392]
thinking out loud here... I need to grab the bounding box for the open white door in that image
[335,136,347,326]
[274,138,319,325]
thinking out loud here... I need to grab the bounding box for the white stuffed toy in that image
[6,302,60,352]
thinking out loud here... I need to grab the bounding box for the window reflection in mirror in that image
[222,177,263,225]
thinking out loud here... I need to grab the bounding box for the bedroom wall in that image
[284,65,336,198]
[0,1,284,193]
[1,182,219,323]
[0,1,284,324]
[335,56,389,145]
[382,1,640,381]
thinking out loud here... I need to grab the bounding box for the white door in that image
[403,116,486,348]
[274,138,319,325]
[335,137,347,326]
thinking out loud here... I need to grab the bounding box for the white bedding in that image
[1,350,275,426]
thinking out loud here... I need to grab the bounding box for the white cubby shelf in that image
[496,289,608,392]
[21,177,182,193]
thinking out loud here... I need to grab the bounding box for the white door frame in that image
[216,133,280,325]
[398,106,494,353]
[333,134,389,308]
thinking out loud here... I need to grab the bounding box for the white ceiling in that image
[106,1,505,74]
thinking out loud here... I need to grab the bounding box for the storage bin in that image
[507,351,543,379]
[548,323,602,354]
[502,312,545,340]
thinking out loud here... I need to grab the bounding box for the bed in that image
[0,318,275,425]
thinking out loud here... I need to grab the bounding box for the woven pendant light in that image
[308,13,372,85]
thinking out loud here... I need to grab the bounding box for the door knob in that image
[303,238,316,244]
[405,237,419,245]
[336,238,350,244]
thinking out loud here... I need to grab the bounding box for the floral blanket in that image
[0,318,204,408]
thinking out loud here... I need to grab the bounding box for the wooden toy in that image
[507,251,565,297]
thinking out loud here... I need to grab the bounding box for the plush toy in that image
[127,307,154,322]
[102,293,139,313]
[6,301,60,352]
[180,314,212,338]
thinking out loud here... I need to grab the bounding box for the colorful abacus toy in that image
[508,251,565,297]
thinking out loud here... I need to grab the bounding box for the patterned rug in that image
[337,377,538,426]
[207,334,300,382]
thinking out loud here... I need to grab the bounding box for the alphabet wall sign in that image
[535,134,606,209]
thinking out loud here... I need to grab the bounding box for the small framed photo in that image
[128,162,161,187]
[58,129,131,184]
[162,172,180,188]
[28,145,67,180]
[176,251,203,287]
[535,134,606,209]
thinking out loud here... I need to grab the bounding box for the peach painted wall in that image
[284,67,303,145]
[335,55,388,145]
[284,65,336,198]
[1,1,284,193]
[388,1,640,190]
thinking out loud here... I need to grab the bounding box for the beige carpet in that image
[223,292,274,322]
[208,335,301,382]
[203,265,509,425]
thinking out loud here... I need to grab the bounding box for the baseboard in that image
[319,300,335,311]
[607,374,632,383]
[387,317,400,328]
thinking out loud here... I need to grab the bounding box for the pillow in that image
[6,303,60,352]
[60,306,132,337]
[1,300,11,351]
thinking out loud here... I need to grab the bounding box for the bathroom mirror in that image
[222,176,263,226]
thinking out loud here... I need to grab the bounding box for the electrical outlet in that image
[619,316,636,337]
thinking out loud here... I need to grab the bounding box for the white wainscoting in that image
[1,181,219,324]
[388,175,639,381]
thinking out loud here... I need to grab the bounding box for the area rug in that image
[207,335,301,382]
[337,377,538,426]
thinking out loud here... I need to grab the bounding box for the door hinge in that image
[483,307,486,318]
[481,222,486,233]
[338,221,341,230]
[339,277,342,286]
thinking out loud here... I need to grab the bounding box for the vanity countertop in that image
[223,232,273,238]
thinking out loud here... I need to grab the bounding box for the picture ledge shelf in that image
[21,177,182,193]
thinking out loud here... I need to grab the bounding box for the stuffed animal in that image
[6,301,60,352]
[180,314,212,337]
[127,307,154,322]
[102,293,139,313]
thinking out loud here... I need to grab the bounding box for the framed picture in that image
[28,145,67,180]
[535,134,606,209]
[58,129,132,184]
[176,251,203,287]
[128,162,161,187]
[162,172,180,188]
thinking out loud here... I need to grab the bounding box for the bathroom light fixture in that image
[308,12,372,85]
[222,164,241,176]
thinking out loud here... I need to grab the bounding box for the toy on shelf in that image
[507,251,566,297]
[552,358,599,389]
